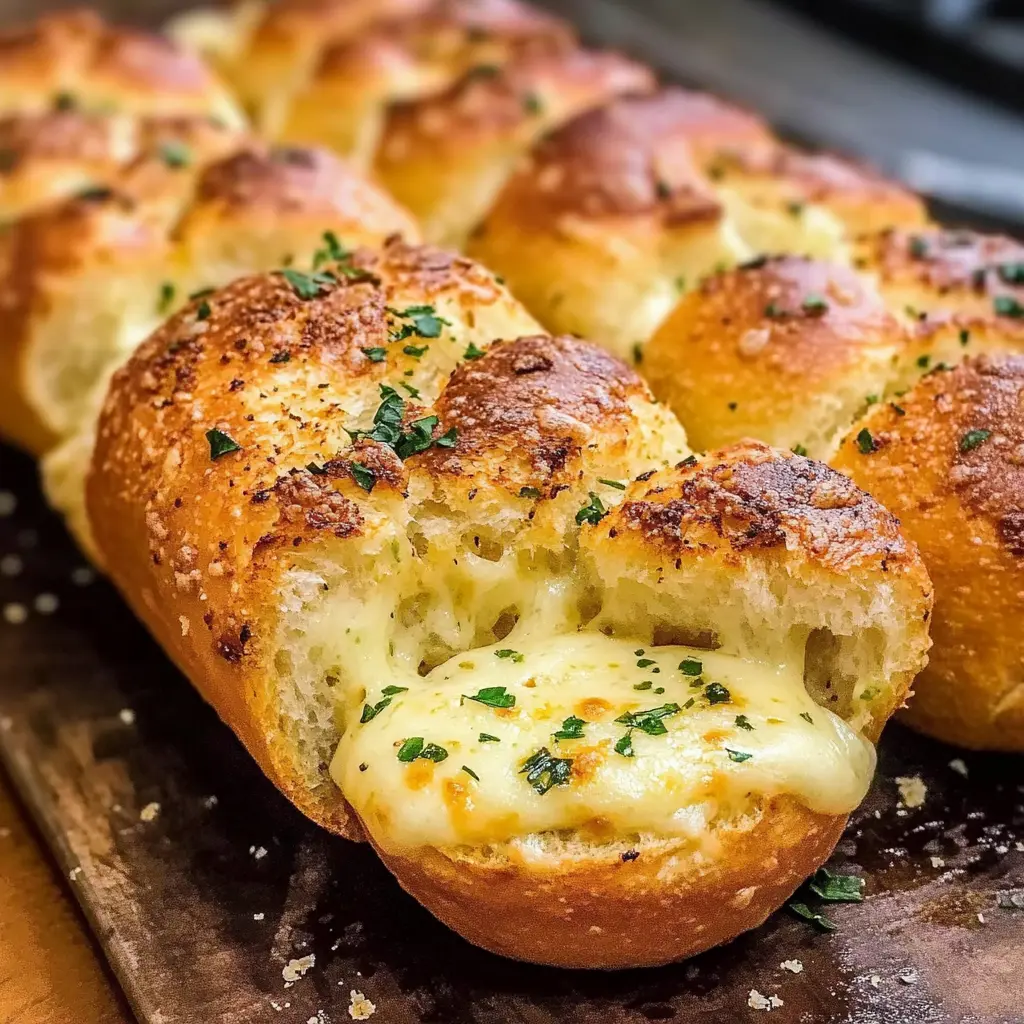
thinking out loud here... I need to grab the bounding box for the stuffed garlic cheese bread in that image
[87,241,932,967]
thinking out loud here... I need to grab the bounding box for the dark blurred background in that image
[3,0,1022,229]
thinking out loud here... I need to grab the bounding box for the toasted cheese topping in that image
[332,632,875,852]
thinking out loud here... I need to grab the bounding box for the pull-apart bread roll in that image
[0,9,244,217]
[87,240,931,967]
[646,230,1024,751]
[0,142,417,552]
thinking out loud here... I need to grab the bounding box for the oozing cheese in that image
[331,632,875,853]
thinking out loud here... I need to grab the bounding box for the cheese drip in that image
[331,632,875,853]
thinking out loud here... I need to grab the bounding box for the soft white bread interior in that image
[646,227,1024,751]
[0,141,417,556]
[86,243,932,967]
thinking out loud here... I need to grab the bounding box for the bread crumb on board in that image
[780,959,803,974]
[748,989,784,1011]
[349,990,376,1020]
[139,802,161,822]
[895,775,927,808]
[948,758,969,778]
[282,954,315,983]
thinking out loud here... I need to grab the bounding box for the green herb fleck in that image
[350,462,376,493]
[553,715,585,741]
[598,478,626,490]
[959,429,991,453]
[206,428,240,460]
[397,737,448,763]
[856,428,878,454]
[520,747,572,795]
[735,714,753,731]
[465,685,516,709]
[726,748,752,763]
[704,682,731,705]
[791,443,808,457]
[908,236,929,259]
[494,649,524,664]
[678,658,703,676]
[281,267,336,299]
[800,711,814,724]
[614,703,681,736]
[479,732,500,743]
[518,486,542,499]
[362,347,387,362]
[808,867,864,903]
[634,681,653,691]
[461,765,480,781]
[802,293,829,316]
[614,732,634,757]
[789,902,837,932]
[158,140,191,168]
[389,304,450,341]
[575,492,607,527]
[464,341,485,360]
[995,295,1024,318]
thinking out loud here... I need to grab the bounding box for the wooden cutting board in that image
[2,441,1024,1024]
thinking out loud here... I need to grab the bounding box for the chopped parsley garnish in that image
[801,293,829,316]
[349,384,455,460]
[397,737,449,763]
[791,443,808,457]
[735,714,753,731]
[997,262,1024,285]
[704,682,731,705]
[679,658,703,676]
[361,692,400,722]
[553,715,585,740]
[382,685,408,696]
[764,302,784,318]
[891,403,906,416]
[960,328,971,346]
[636,658,656,668]
[312,230,351,270]
[632,342,643,364]
[598,478,626,490]
[400,381,421,398]
[995,295,1024,319]
[908,236,929,259]
[800,711,814,724]
[461,765,479,781]
[350,462,376,493]
[726,748,752,763]
[157,282,175,314]
[362,347,387,362]
[54,91,76,111]
[789,902,837,932]
[268,350,290,363]
[389,304,449,341]
[614,732,634,757]
[865,394,879,406]
[522,92,543,116]
[465,685,516,709]
[856,428,878,454]
[494,649,524,663]
[518,486,542,499]
[196,300,212,321]
[520,747,572,794]
[306,461,327,475]
[403,344,427,358]
[281,268,336,299]
[917,353,931,368]
[614,703,681,736]
[206,428,241,460]
[479,732,500,743]
[808,867,864,903]
[158,140,191,168]
[463,341,485,360]
[575,492,607,527]
[787,200,805,218]
[959,429,991,453]
[634,681,653,691]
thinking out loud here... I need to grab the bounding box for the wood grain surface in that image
[0,773,130,1024]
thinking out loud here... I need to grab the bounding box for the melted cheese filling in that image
[330,631,875,854]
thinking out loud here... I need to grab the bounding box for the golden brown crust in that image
[0,9,241,122]
[376,798,847,969]
[644,256,904,457]
[480,89,724,225]
[710,144,927,236]
[834,355,1024,750]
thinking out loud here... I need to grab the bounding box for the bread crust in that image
[833,355,1024,750]
[375,797,846,969]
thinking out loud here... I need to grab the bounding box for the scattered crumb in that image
[949,758,969,778]
[282,955,315,983]
[202,795,218,809]
[0,717,12,731]
[1016,842,1024,853]
[254,912,265,921]
[747,990,783,1011]
[780,959,803,974]
[0,554,22,576]
[119,708,136,726]
[348,991,376,1020]
[139,802,160,822]
[33,593,58,615]
[3,602,27,625]
[930,856,945,869]
[996,845,1009,855]
[896,776,927,809]
[71,566,95,586]
[898,968,918,985]
[0,827,10,838]
[870,975,881,988]
[977,912,986,925]
[69,866,82,881]
[0,491,15,516]
[253,846,268,860]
